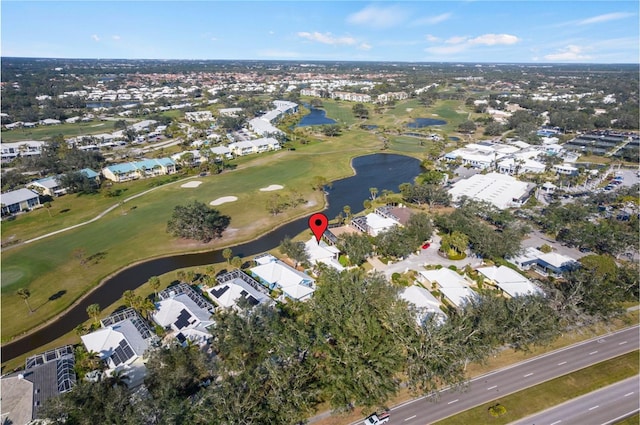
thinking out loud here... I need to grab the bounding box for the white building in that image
[1,140,46,161]
[250,254,316,302]
[207,270,272,310]
[418,268,475,308]
[399,285,446,325]
[448,172,535,210]
[476,265,543,298]
[351,212,400,237]
[152,284,215,346]
[304,237,345,271]
[185,111,214,122]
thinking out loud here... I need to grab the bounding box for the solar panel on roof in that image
[210,285,230,298]
[174,309,192,329]
[119,339,135,359]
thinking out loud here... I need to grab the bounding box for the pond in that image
[1,153,421,362]
[407,118,447,128]
[449,136,460,141]
[362,125,378,130]
[296,107,337,127]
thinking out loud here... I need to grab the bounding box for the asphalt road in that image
[511,375,639,425]
[356,326,639,425]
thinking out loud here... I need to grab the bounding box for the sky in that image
[2,1,638,63]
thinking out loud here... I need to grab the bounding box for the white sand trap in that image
[406,108,414,112]
[181,180,202,188]
[210,196,238,206]
[259,184,284,192]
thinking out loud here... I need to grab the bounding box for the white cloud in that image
[91,34,100,42]
[425,33,520,56]
[346,5,408,29]
[544,45,592,61]
[211,37,218,42]
[268,31,275,35]
[446,36,468,45]
[359,42,372,50]
[468,34,520,46]
[297,32,356,45]
[112,35,121,41]
[578,12,634,25]
[425,34,441,43]
[412,13,452,26]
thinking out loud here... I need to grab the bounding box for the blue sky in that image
[2,1,638,63]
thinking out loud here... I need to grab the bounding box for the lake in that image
[1,153,421,362]
[296,107,337,127]
[407,118,447,128]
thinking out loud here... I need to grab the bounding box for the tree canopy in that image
[166,201,230,242]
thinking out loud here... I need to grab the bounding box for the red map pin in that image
[308,212,328,243]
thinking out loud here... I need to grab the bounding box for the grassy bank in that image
[435,350,640,425]
[0,120,117,143]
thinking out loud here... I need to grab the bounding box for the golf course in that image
[1,98,470,350]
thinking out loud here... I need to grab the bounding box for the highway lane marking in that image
[557,361,567,365]
[523,373,533,377]
[624,392,634,397]
[404,415,416,421]
[487,385,497,390]
[589,351,598,355]
[447,399,459,405]
[589,405,599,411]
[550,420,562,425]
[619,341,628,345]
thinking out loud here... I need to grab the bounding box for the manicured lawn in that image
[388,136,430,153]
[1,127,422,341]
[0,120,117,142]
[320,100,356,126]
[435,350,640,425]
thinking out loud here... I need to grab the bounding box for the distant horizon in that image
[2,56,639,66]
[2,2,638,64]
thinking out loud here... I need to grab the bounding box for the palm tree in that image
[122,290,137,308]
[148,276,161,299]
[105,369,130,388]
[86,303,101,327]
[369,187,378,200]
[17,288,33,313]
[343,205,352,223]
[222,248,233,264]
[231,256,243,269]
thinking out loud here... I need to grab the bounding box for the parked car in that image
[363,411,390,425]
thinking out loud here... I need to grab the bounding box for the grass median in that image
[435,350,640,425]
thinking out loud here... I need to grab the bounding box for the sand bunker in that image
[210,196,238,206]
[181,181,202,188]
[259,184,284,192]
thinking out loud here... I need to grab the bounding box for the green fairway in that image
[319,99,357,126]
[388,136,430,153]
[1,97,461,342]
[0,120,118,142]
[435,350,640,425]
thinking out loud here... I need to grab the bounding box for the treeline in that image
[41,260,638,424]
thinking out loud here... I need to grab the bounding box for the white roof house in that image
[508,247,578,277]
[448,172,535,209]
[477,265,543,298]
[400,285,447,325]
[250,254,316,301]
[304,237,344,271]
[81,309,154,386]
[418,269,475,308]
[351,212,400,236]
[153,284,215,346]
[208,270,271,310]
[1,188,41,215]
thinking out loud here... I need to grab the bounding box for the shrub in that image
[488,403,507,418]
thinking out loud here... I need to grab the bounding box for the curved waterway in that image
[1,153,421,362]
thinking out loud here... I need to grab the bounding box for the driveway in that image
[521,228,589,260]
[380,234,484,278]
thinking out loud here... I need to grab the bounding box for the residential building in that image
[509,247,578,277]
[448,172,536,210]
[153,284,215,346]
[477,265,543,298]
[81,308,155,388]
[102,158,176,182]
[1,188,41,215]
[304,237,345,271]
[1,140,46,161]
[331,91,372,102]
[351,212,400,237]
[552,163,578,176]
[376,91,408,103]
[218,107,243,117]
[27,176,65,197]
[0,345,75,424]
[418,268,475,309]
[79,168,101,184]
[208,269,272,310]
[228,137,280,156]
[250,254,316,302]
[399,285,447,325]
